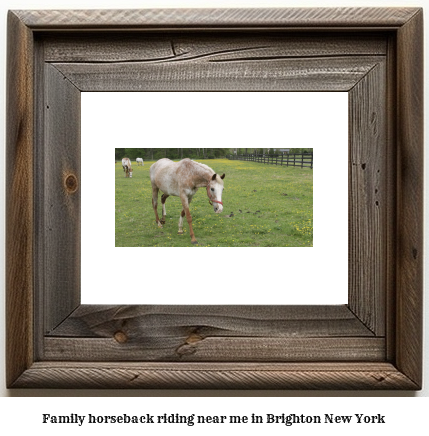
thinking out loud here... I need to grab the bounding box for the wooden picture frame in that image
[6,8,423,390]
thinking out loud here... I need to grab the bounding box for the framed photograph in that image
[6,8,423,389]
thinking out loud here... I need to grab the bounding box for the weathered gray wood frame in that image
[6,8,423,390]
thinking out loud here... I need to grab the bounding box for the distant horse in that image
[122,157,133,178]
[136,157,144,166]
[150,158,225,244]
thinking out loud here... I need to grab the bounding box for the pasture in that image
[115,159,312,247]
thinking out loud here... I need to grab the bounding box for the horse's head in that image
[207,173,225,213]
[128,168,133,178]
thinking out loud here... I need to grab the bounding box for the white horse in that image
[136,158,144,166]
[122,158,133,178]
[150,158,225,244]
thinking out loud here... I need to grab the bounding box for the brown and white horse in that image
[122,157,133,178]
[150,158,225,244]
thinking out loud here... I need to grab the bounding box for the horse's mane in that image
[189,160,215,175]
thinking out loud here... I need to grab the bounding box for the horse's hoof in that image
[160,220,165,225]
[191,240,198,245]
[178,231,184,235]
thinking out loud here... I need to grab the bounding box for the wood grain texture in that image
[47,305,375,338]
[44,305,381,362]
[395,9,424,388]
[11,362,419,390]
[44,337,385,362]
[384,33,399,364]
[13,8,421,30]
[348,62,386,335]
[52,56,383,92]
[42,33,388,63]
[5,11,35,388]
[6,7,423,390]
[44,34,387,92]
[43,64,81,333]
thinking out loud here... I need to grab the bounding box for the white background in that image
[0,0,427,423]
[81,92,348,305]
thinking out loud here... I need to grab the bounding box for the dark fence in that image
[227,153,313,169]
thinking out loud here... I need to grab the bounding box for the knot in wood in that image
[64,174,78,194]
[114,331,128,343]
[186,333,203,344]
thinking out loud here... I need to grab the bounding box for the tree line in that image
[115,148,313,161]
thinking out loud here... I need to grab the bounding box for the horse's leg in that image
[180,195,197,244]
[178,196,192,235]
[151,185,162,227]
[178,209,185,235]
[161,194,169,225]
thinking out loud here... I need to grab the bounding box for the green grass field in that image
[115,159,313,247]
